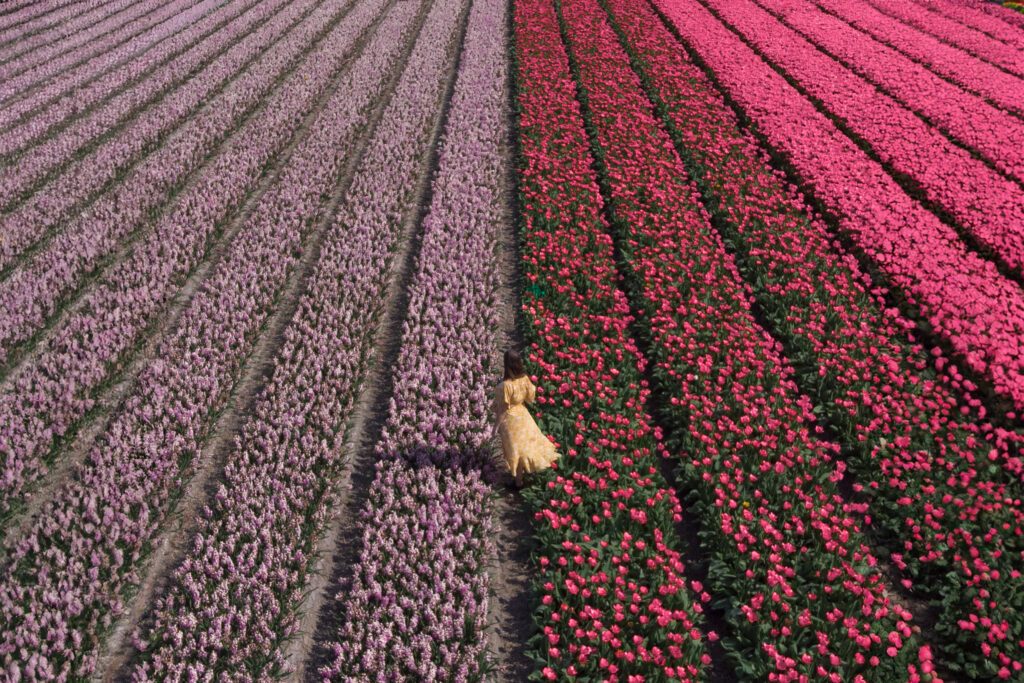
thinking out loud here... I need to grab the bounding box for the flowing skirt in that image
[498,405,560,475]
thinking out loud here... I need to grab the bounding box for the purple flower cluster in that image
[126,0,473,676]
[866,0,1024,77]
[0,0,368,519]
[0,0,411,676]
[0,0,331,358]
[0,0,312,262]
[322,0,510,677]
[0,0,198,108]
[0,0,259,169]
[0,0,140,70]
[657,0,1024,411]
[755,0,1024,186]
[813,0,1024,119]
[703,0,1024,276]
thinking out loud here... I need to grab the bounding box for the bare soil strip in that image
[480,45,538,677]
[92,2,443,678]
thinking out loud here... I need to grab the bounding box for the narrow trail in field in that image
[0,0,323,294]
[0,0,183,112]
[479,19,536,677]
[291,9,471,678]
[90,2,423,676]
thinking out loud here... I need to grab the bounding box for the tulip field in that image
[1,0,1023,680]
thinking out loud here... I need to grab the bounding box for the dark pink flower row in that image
[560,0,932,679]
[0,0,73,36]
[752,0,1024,187]
[128,1,445,676]
[324,0,508,676]
[656,0,1024,411]
[0,0,327,360]
[0,0,401,676]
[913,0,1024,48]
[865,0,1024,77]
[0,0,357,520]
[514,0,712,679]
[812,0,1024,119]
[703,0,1024,281]
[0,0,262,170]
[967,0,1024,30]
[608,0,1022,676]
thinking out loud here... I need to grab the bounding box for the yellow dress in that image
[492,375,560,476]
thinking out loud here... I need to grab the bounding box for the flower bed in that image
[0,4,411,676]
[322,0,506,676]
[655,0,1024,413]
[604,0,1023,677]
[811,0,1024,118]
[556,0,933,679]
[0,0,374,521]
[750,0,1024,186]
[129,0,471,674]
[701,0,1024,278]
[513,0,711,679]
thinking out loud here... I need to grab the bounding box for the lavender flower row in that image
[813,0,1024,119]
[130,2,478,675]
[325,0,511,677]
[0,0,191,106]
[0,0,67,34]
[0,0,334,361]
[0,0,250,163]
[0,0,196,106]
[0,0,272,200]
[0,1,407,677]
[0,0,136,65]
[0,0,372,525]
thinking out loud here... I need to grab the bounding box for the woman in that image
[492,349,560,487]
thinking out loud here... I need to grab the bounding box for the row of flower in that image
[814,0,1024,119]
[752,0,1024,188]
[918,0,1024,46]
[0,0,366,521]
[0,0,206,136]
[321,0,505,676]
[657,0,1024,412]
[0,0,153,95]
[866,0,1024,76]
[514,1,715,680]
[999,1,1024,21]
[0,1,406,676]
[608,0,1023,677]
[704,0,1024,284]
[0,0,72,37]
[0,0,263,195]
[0,0,325,354]
[557,0,936,680]
[130,0,464,675]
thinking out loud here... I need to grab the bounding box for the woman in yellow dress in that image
[492,349,560,487]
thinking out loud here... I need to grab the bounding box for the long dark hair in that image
[504,349,526,381]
